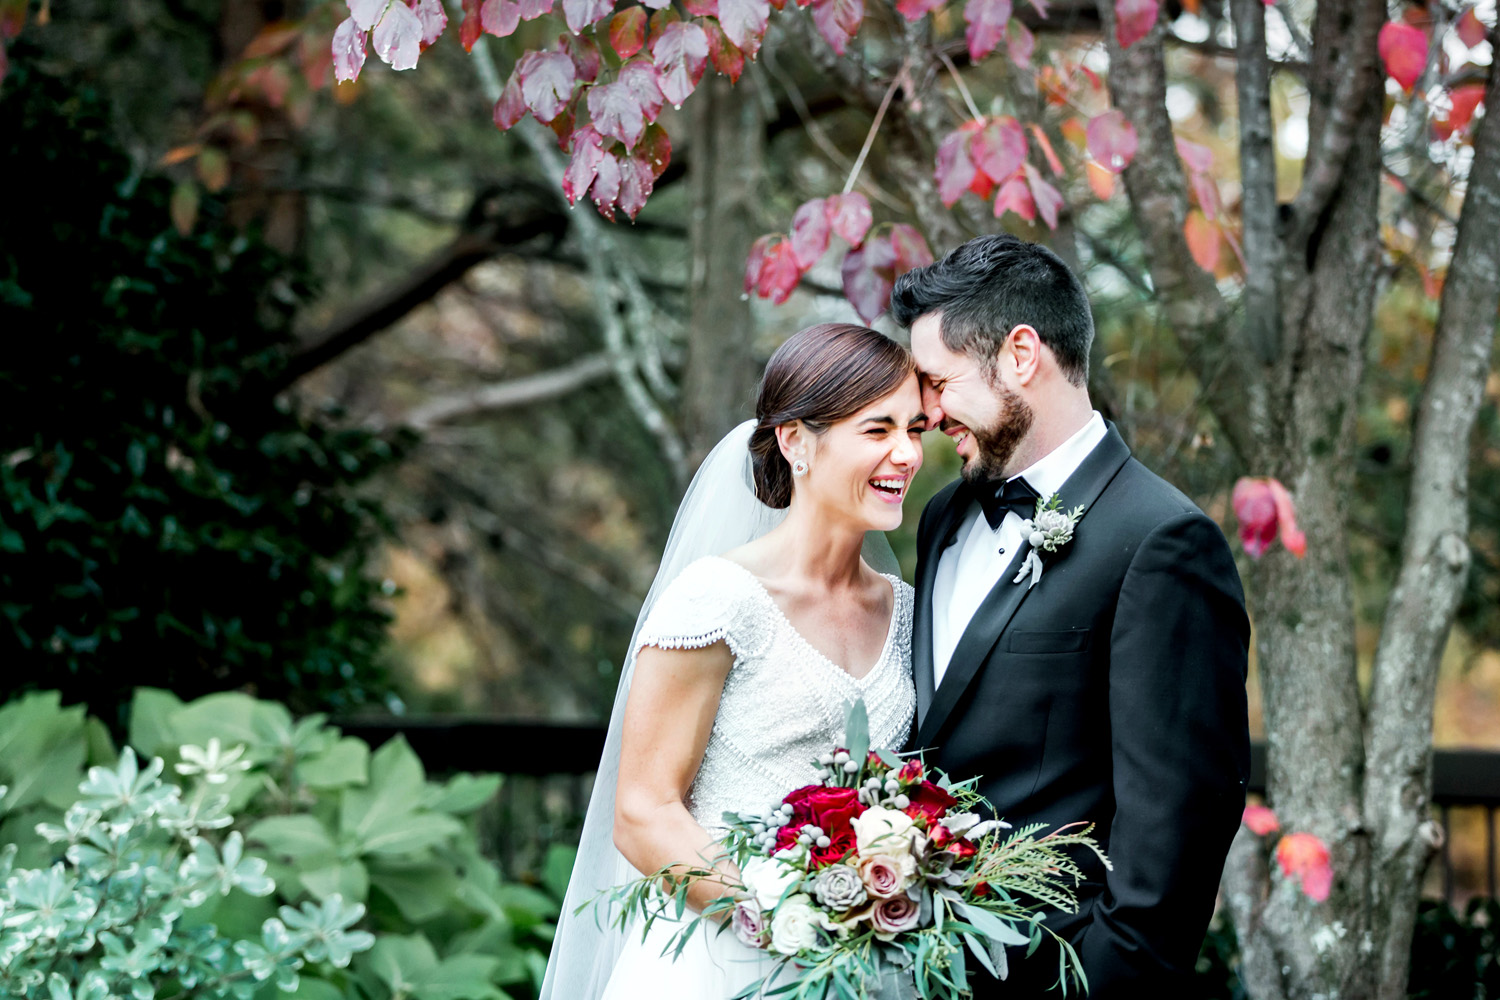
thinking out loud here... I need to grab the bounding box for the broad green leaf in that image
[127,689,184,759]
[540,844,576,902]
[425,773,501,814]
[298,738,370,789]
[369,860,461,923]
[301,859,370,903]
[370,934,441,993]
[354,810,462,857]
[247,815,338,861]
[0,692,89,811]
[284,978,346,1000]
[168,692,263,751]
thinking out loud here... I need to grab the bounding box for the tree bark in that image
[681,70,766,467]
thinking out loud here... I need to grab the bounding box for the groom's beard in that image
[957,383,1034,485]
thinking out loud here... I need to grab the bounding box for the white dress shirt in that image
[930,412,1108,688]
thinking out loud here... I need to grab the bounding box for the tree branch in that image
[1231,0,1283,363]
[392,354,615,431]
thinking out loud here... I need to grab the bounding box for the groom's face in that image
[910,313,1034,483]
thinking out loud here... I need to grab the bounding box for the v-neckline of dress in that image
[708,556,901,685]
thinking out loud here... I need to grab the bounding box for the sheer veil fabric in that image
[539,420,900,1000]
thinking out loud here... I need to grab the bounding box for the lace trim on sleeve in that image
[633,557,755,659]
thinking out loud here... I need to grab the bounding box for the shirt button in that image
[998,547,1006,555]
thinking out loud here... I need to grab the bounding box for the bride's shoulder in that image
[636,556,770,656]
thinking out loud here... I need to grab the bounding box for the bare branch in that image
[1232,0,1283,363]
[393,354,615,431]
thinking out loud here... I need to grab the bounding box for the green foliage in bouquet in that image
[0,49,401,726]
[0,748,375,1000]
[602,701,1108,1000]
[0,690,559,999]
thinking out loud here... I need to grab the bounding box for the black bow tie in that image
[975,476,1040,530]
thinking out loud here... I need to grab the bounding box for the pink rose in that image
[869,893,922,936]
[858,855,904,899]
[732,898,768,949]
[897,759,924,783]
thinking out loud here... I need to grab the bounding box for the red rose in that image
[774,785,867,853]
[929,823,979,860]
[897,759,924,783]
[809,830,856,868]
[973,881,992,898]
[903,780,957,825]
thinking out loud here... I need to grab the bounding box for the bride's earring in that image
[791,458,810,478]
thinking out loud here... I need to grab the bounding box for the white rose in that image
[769,894,821,956]
[741,856,801,911]
[851,806,916,859]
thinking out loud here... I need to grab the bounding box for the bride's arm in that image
[613,641,738,914]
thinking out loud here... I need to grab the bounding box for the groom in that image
[891,235,1250,998]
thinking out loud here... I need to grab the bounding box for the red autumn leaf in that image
[888,223,935,273]
[684,0,718,13]
[825,192,873,247]
[718,0,769,55]
[332,16,367,82]
[1243,805,1281,836]
[745,234,774,294]
[1267,478,1307,557]
[896,0,944,20]
[591,152,623,221]
[841,233,899,322]
[637,123,672,178]
[1191,171,1221,221]
[518,50,576,123]
[759,238,804,304]
[1007,19,1035,67]
[563,125,606,205]
[972,116,1027,185]
[493,70,527,129]
[1176,137,1213,174]
[994,175,1035,222]
[619,59,665,120]
[408,0,447,46]
[790,198,832,269]
[547,94,579,148]
[609,7,647,58]
[563,0,613,32]
[1114,0,1158,48]
[811,0,864,55]
[566,32,602,82]
[459,0,483,49]
[964,0,1012,61]
[618,153,656,220]
[652,21,709,107]
[1024,163,1064,229]
[1457,6,1488,48]
[703,19,746,81]
[348,0,389,31]
[935,128,979,207]
[1276,832,1332,902]
[588,81,647,148]
[1184,209,1220,273]
[245,21,301,59]
[1086,160,1115,199]
[1086,109,1138,172]
[1447,83,1486,133]
[1029,122,1063,175]
[1378,21,1428,92]
[1232,476,1306,559]
[481,0,520,36]
[299,27,336,89]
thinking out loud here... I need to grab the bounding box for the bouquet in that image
[604,701,1110,999]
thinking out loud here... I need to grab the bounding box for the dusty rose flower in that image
[732,898,769,948]
[869,893,922,937]
[858,854,905,899]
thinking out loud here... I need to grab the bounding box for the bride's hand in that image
[613,640,740,915]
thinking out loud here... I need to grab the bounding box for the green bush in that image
[0,47,400,724]
[0,690,557,999]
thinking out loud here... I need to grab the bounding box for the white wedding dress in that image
[597,555,917,1000]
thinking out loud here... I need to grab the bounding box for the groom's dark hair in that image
[890,234,1093,387]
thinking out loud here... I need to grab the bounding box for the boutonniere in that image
[1013,493,1086,590]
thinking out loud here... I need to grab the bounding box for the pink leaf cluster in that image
[1113,0,1159,48]
[1085,110,1137,173]
[1231,476,1307,559]
[744,194,932,321]
[1243,807,1332,903]
[934,117,1065,229]
[335,0,448,81]
[1378,21,1428,92]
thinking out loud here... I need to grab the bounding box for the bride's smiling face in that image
[779,374,926,532]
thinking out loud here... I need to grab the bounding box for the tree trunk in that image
[681,71,765,467]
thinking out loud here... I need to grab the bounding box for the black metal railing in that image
[340,719,1500,902]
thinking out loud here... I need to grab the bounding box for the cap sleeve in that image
[634,557,764,660]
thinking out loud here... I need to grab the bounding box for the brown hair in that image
[749,323,915,508]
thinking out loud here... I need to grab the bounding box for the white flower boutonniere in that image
[1013,493,1085,590]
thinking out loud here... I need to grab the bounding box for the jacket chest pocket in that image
[1006,628,1091,654]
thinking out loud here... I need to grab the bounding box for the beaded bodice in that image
[635,556,916,835]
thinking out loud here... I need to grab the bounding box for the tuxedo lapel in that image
[913,483,974,726]
[914,425,1133,749]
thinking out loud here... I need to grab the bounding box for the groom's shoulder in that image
[1105,457,1222,540]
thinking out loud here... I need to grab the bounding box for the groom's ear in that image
[1006,324,1044,386]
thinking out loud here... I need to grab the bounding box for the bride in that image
[540,322,927,1000]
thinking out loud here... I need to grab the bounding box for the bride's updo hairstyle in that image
[749,323,915,508]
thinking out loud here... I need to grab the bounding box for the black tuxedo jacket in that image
[911,424,1250,998]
